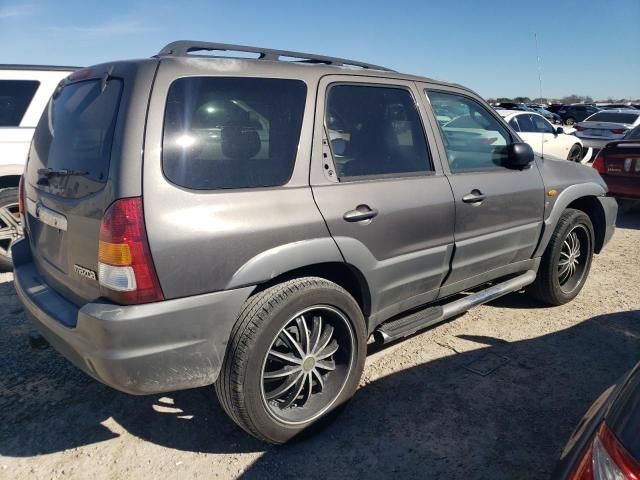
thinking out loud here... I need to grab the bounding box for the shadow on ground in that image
[1,274,639,479]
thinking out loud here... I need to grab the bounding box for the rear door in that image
[310,76,455,321]
[422,87,545,293]
[23,71,124,305]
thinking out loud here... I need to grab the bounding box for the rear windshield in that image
[162,77,307,190]
[0,80,40,126]
[31,78,123,185]
[587,112,639,124]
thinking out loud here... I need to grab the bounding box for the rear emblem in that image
[74,264,97,281]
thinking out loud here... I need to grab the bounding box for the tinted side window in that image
[531,115,554,133]
[428,91,511,172]
[0,80,40,126]
[326,85,431,180]
[163,77,306,190]
[508,118,520,132]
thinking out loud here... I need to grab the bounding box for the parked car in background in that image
[574,109,640,154]
[0,64,77,269]
[552,360,640,479]
[557,104,601,126]
[598,103,637,110]
[496,109,586,162]
[527,105,563,124]
[547,104,564,114]
[591,127,640,211]
[494,102,532,111]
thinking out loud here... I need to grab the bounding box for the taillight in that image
[569,423,640,480]
[98,197,164,305]
[575,125,586,131]
[592,152,606,174]
[18,175,25,216]
[611,129,626,135]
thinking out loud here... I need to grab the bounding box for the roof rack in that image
[156,41,395,72]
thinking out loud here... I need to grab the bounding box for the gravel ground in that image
[1,211,639,480]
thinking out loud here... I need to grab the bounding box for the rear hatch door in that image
[23,70,124,305]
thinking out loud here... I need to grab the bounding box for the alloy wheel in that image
[0,201,22,260]
[260,305,355,425]
[557,225,590,293]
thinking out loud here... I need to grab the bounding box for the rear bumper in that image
[596,195,618,249]
[12,239,253,395]
[601,175,640,200]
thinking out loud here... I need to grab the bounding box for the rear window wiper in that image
[37,168,89,178]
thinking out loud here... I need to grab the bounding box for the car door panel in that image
[421,87,545,290]
[309,76,455,324]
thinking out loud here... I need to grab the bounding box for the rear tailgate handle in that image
[344,205,379,222]
[462,190,486,204]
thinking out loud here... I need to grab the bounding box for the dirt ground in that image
[1,211,639,480]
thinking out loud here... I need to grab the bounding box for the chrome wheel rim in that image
[557,225,590,293]
[260,305,355,425]
[0,201,22,260]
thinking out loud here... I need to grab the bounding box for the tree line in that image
[486,94,639,104]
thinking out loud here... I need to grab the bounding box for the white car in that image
[574,109,640,153]
[495,109,588,163]
[0,64,77,269]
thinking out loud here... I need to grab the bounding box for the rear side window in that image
[0,80,39,126]
[325,85,431,180]
[31,79,123,186]
[587,112,640,124]
[515,115,536,133]
[162,77,306,190]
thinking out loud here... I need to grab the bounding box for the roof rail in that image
[156,40,395,72]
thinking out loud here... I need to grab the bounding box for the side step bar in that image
[373,270,537,344]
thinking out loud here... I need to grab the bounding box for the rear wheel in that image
[528,209,594,305]
[215,277,366,444]
[0,188,22,271]
[567,144,583,162]
[565,117,576,126]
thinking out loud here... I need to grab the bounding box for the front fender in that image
[533,182,607,258]
[225,237,343,289]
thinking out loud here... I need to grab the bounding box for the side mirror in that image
[507,142,534,168]
[556,126,564,135]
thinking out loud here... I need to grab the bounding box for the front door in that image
[310,76,455,323]
[423,89,545,293]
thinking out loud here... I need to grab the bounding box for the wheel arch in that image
[249,262,372,320]
[566,196,607,253]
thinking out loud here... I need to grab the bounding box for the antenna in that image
[534,33,544,158]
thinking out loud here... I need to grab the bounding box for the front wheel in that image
[215,277,367,444]
[567,144,583,162]
[528,209,594,305]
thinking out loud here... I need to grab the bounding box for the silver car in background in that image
[574,109,640,152]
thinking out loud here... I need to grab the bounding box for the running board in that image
[373,270,537,344]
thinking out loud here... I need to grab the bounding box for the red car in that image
[592,125,640,210]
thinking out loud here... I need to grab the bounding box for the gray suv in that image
[13,41,617,444]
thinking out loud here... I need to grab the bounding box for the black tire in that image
[567,144,583,162]
[565,117,576,126]
[0,187,21,271]
[528,209,594,305]
[215,277,367,444]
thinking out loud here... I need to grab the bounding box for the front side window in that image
[428,91,511,172]
[163,77,306,190]
[325,84,431,180]
[0,80,40,126]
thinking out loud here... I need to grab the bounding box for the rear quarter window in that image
[162,77,307,190]
[0,80,40,126]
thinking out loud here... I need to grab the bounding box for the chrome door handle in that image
[343,205,379,222]
[462,190,486,204]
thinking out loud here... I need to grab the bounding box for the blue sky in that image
[1,0,638,100]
